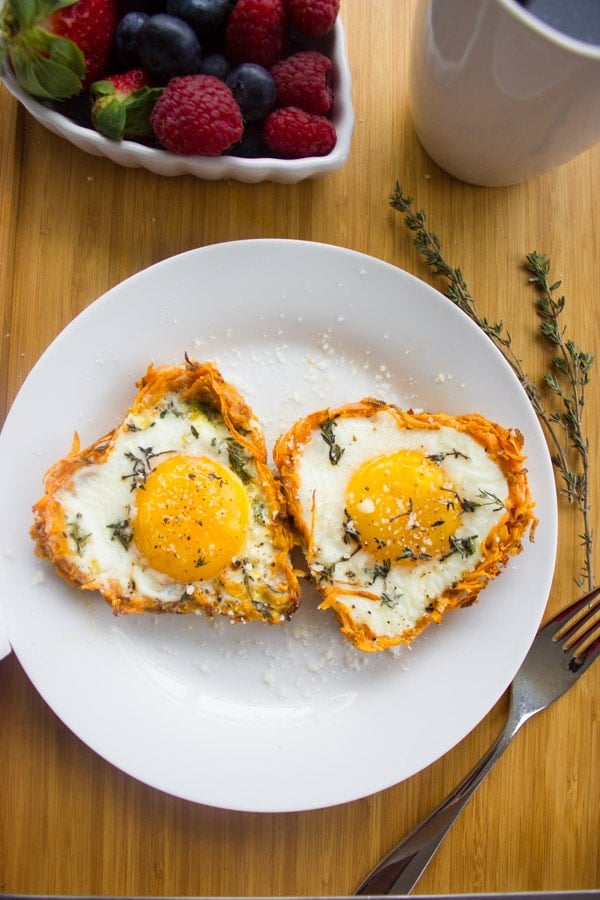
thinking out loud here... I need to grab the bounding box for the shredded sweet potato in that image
[274,398,537,652]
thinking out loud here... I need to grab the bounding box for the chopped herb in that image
[317,563,336,583]
[319,418,345,465]
[252,599,274,620]
[195,556,208,568]
[159,400,184,418]
[443,534,478,559]
[476,489,506,512]
[68,515,91,555]
[242,565,256,602]
[427,449,469,463]
[122,446,171,490]
[369,558,391,583]
[396,547,432,562]
[252,499,268,525]
[226,438,252,483]
[192,399,221,424]
[342,509,361,545]
[107,518,133,550]
[190,424,199,439]
[459,490,506,514]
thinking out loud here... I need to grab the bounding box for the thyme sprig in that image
[389,183,594,589]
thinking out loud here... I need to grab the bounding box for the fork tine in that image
[551,583,600,636]
[549,585,600,672]
[561,603,600,649]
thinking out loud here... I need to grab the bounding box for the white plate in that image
[0,20,353,183]
[0,240,557,812]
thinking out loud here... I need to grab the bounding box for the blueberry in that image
[166,0,232,43]
[136,14,203,85]
[118,0,163,14]
[199,52,230,80]
[226,64,276,123]
[227,122,269,158]
[114,11,149,67]
[43,93,93,129]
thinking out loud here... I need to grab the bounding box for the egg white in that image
[55,391,280,606]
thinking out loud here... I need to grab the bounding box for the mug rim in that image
[497,0,600,59]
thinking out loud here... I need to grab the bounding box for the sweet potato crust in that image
[31,358,300,623]
[273,398,537,651]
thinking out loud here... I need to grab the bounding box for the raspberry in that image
[271,50,333,115]
[151,75,244,155]
[225,0,287,68]
[263,106,336,158]
[284,0,339,37]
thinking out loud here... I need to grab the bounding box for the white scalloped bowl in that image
[1,19,353,183]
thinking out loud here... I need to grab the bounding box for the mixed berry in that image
[0,0,341,159]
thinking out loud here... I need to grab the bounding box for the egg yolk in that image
[345,448,462,562]
[133,454,250,582]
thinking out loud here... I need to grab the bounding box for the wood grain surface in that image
[1,0,599,895]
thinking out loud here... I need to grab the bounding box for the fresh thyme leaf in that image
[477,489,506,512]
[252,499,268,525]
[443,535,478,560]
[67,515,91,555]
[252,599,274,620]
[524,250,594,588]
[390,184,594,589]
[427,449,469,463]
[459,490,506,514]
[192,399,221,424]
[342,509,361,545]
[396,547,431,562]
[226,438,252,484]
[122,447,154,490]
[316,562,336,584]
[107,518,133,549]
[319,418,345,465]
[159,400,183,418]
[369,558,391,582]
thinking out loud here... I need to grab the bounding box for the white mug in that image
[408,0,600,186]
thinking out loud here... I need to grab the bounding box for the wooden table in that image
[1,0,598,895]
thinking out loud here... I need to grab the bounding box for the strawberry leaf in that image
[91,84,162,141]
[6,0,37,30]
[7,27,84,98]
[47,35,85,76]
[34,0,81,18]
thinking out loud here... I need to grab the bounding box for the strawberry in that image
[90,68,162,142]
[0,0,118,100]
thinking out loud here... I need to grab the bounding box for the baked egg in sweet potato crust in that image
[273,398,537,652]
[31,358,300,623]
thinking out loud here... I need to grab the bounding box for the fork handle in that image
[355,718,520,895]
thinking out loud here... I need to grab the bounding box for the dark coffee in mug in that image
[515,0,600,46]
